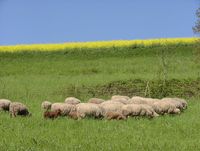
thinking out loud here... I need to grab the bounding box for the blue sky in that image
[0,0,199,45]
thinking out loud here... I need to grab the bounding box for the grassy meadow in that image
[0,38,200,150]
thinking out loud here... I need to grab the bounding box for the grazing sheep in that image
[162,98,188,110]
[41,101,52,111]
[174,98,188,109]
[88,98,105,104]
[68,110,78,120]
[122,104,158,118]
[64,97,81,105]
[141,104,159,118]
[44,109,62,119]
[9,102,31,117]
[152,101,180,115]
[100,101,124,116]
[130,96,159,105]
[51,103,75,116]
[105,112,127,120]
[111,95,130,101]
[0,99,12,111]
[76,103,102,119]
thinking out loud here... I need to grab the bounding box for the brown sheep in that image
[105,112,127,120]
[44,109,62,119]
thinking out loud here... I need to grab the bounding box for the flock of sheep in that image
[0,95,188,120]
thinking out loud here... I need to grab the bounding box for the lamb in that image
[111,95,130,101]
[152,101,180,115]
[75,103,102,119]
[64,97,81,105]
[88,98,105,104]
[44,109,62,119]
[0,99,12,111]
[162,98,187,110]
[100,101,124,116]
[51,103,75,116]
[122,104,159,118]
[105,112,127,120]
[9,102,31,117]
[41,101,52,111]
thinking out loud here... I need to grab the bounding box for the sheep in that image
[111,95,130,101]
[64,97,81,105]
[41,101,52,111]
[9,102,31,117]
[44,109,62,119]
[0,99,12,111]
[105,112,127,120]
[152,101,180,115]
[130,96,159,105]
[88,98,105,104]
[141,104,159,118]
[100,101,124,116]
[75,103,102,119]
[51,103,75,116]
[162,98,188,110]
[122,104,159,118]
[122,104,141,117]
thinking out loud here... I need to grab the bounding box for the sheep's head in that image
[41,101,52,110]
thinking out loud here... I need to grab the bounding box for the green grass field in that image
[0,39,200,151]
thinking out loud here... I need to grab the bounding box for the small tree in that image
[193,8,200,33]
[193,7,200,77]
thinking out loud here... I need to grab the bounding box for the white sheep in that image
[152,101,180,115]
[122,104,159,118]
[41,101,52,111]
[100,101,124,116]
[161,98,188,111]
[111,95,130,101]
[130,96,159,105]
[64,97,81,105]
[88,98,105,104]
[76,103,102,119]
[0,99,12,111]
[51,103,75,116]
[9,102,31,117]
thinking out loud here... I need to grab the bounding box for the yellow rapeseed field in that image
[0,37,198,52]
